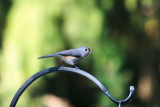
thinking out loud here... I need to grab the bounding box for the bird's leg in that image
[60,61,65,67]
[73,65,80,70]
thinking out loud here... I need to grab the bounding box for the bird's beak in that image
[89,50,93,55]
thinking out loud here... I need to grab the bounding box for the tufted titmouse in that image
[38,47,92,68]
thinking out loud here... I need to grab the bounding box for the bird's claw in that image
[74,65,80,70]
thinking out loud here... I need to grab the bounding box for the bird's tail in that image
[38,54,56,59]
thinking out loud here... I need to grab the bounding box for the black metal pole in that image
[10,66,135,107]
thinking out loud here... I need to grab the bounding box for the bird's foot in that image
[60,65,65,67]
[74,65,80,70]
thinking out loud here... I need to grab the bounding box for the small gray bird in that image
[38,47,92,68]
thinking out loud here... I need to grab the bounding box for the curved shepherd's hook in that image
[10,67,135,107]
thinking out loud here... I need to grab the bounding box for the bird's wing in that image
[58,49,81,58]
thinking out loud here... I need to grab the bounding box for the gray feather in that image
[57,49,81,58]
[38,49,81,59]
[38,54,57,59]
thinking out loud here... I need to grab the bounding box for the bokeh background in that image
[0,0,160,107]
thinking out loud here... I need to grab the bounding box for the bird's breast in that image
[61,56,82,65]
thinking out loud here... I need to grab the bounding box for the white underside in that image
[61,56,82,65]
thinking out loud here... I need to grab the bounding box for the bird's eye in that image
[85,49,88,51]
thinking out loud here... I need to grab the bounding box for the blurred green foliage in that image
[0,0,160,107]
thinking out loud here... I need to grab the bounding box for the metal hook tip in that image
[130,86,135,91]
